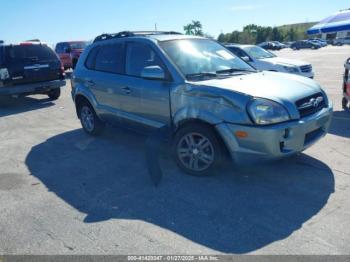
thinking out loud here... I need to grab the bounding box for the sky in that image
[1,0,349,45]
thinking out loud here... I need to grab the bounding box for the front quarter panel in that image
[171,83,252,127]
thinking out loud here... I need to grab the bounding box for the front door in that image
[118,41,171,132]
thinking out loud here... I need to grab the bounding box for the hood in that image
[262,57,309,67]
[191,71,322,104]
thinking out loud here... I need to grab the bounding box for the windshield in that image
[243,46,276,59]
[69,42,87,50]
[159,39,254,79]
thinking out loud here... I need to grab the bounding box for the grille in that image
[296,93,326,118]
[300,65,312,73]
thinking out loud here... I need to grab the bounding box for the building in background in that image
[307,9,350,40]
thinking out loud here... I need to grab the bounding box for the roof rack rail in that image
[93,31,182,43]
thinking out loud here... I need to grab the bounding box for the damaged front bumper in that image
[216,103,333,164]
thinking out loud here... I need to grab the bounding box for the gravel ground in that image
[0,45,349,255]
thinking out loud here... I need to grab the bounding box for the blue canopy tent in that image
[307,9,350,35]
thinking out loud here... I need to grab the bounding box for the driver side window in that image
[125,42,164,77]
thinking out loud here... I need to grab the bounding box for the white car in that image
[226,44,314,79]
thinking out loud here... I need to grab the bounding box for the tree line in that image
[183,21,316,44]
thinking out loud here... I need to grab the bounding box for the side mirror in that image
[141,66,165,80]
[242,56,251,62]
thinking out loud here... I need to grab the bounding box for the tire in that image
[342,97,348,110]
[173,123,224,177]
[48,88,61,100]
[78,101,105,136]
[72,59,78,69]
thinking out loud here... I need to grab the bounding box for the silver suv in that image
[71,31,333,176]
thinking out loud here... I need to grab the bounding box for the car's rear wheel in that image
[72,59,78,69]
[342,97,348,110]
[79,101,105,136]
[48,88,61,100]
[173,123,224,176]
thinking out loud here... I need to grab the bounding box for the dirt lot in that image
[0,45,349,255]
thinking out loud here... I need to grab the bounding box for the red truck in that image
[55,41,88,70]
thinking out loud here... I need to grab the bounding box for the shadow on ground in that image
[329,110,350,138]
[25,128,335,253]
[0,96,54,117]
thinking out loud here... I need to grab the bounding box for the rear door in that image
[83,43,126,123]
[4,44,61,86]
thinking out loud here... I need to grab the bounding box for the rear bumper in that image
[0,79,66,96]
[216,103,333,164]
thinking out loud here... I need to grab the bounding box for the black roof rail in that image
[93,31,183,43]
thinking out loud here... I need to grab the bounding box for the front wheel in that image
[173,123,224,177]
[48,88,61,100]
[78,101,105,136]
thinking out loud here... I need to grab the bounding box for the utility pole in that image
[155,23,158,32]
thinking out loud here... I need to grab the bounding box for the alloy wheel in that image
[177,132,215,172]
[81,106,95,132]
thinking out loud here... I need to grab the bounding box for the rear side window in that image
[94,44,124,74]
[85,47,100,70]
[6,45,58,62]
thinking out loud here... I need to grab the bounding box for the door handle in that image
[122,86,132,94]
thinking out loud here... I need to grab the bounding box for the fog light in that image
[280,142,285,151]
[235,131,248,138]
[284,128,291,139]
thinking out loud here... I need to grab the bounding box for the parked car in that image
[225,44,314,78]
[291,40,321,50]
[308,39,327,47]
[283,41,294,48]
[258,41,282,51]
[71,31,333,176]
[55,41,88,70]
[0,40,65,99]
[333,37,350,46]
[342,57,350,110]
[272,41,287,49]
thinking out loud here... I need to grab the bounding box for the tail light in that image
[60,63,65,79]
[0,68,10,80]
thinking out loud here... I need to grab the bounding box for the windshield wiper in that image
[186,72,217,80]
[216,68,256,75]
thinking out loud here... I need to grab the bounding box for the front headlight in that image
[283,66,299,73]
[248,98,290,125]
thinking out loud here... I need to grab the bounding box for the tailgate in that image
[4,45,62,86]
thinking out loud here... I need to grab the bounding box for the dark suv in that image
[0,41,65,100]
